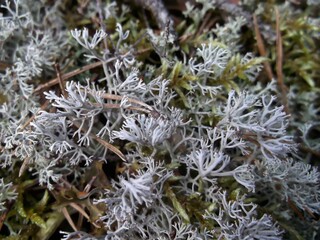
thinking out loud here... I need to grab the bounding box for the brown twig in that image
[103,103,152,115]
[253,14,274,81]
[299,144,320,158]
[196,12,212,37]
[0,201,13,231]
[33,61,105,94]
[32,48,152,95]
[287,198,304,221]
[21,100,50,130]
[101,93,154,111]
[93,135,126,161]
[304,206,316,219]
[55,63,67,98]
[71,119,126,161]
[196,12,218,38]
[0,60,12,71]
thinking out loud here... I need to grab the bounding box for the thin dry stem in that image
[299,144,320,158]
[71,119,127,161]
[69,202,90,222]
[33,49,150,95]
[196,12,217,38]
[0,202,13,231]
[19,156,31,177]
[253,14,274,81]
[275,8,289,114]
[62,207,78,231]
[101,93,154,111]
[55,63,67,98]
[33,61,105,94]
[93,135,126,161]
[287,198,304,221]
[102,103,152,115]
[21,100,50,130]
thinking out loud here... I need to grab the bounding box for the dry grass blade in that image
[101,103,152,115]
[0,60,12,71]
[33,61,104,94]
[253,14,274,81]
[71,120,127,161]
[21,100,50,132]
[93,135,126,161]
[102,93,154,111]
[69,202,101,228]
[287,198,304,221]
[19,156,31,177]
[275,7,289,114]
[61,207,78,231]
[0,202,13,231]
[55,63,67,98]
[69,202,90,221]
